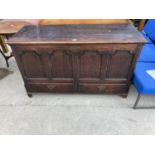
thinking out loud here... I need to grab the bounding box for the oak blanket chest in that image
[8,24,146,97]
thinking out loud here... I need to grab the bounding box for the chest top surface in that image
[8,23,147,44]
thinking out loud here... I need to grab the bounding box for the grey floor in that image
[1,56,155,135]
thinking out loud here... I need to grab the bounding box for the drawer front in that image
[25,83,74,93]
[79,83,129,94]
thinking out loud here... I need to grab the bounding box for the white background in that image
[0,136,155,155]
[0,0,155,154]
[1,0,155,18]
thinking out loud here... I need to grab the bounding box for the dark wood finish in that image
[8,24,146,97]
[8,24,146,44]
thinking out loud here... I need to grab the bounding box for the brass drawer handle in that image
[98,85,106,91]
[47,85,55,90]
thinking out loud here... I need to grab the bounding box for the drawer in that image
[25,83,74,93]
[78,83,129,94]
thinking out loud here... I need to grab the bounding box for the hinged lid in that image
[7,24,147,44]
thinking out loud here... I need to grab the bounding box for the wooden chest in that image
[8,24,146,97]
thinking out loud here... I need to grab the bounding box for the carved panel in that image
[108,50,134,79]
[79,51,102,78]
[49,50,73,78]
[18,51,45,78]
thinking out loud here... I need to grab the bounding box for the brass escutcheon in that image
[98,85,106,91]
[47,85,55,90]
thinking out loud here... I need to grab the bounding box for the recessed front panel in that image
[18,51,45,78]
[51,50,73,78]
[15,48,74,83]
[77,49,135,83]
[79,51,102,78]
[108,50,134,79]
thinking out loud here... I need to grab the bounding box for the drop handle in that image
[97,85,106,91]
[47,85,55,90]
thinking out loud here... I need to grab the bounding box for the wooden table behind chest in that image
[8,24,146,97]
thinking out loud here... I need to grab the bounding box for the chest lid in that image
[7,23,147,44]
